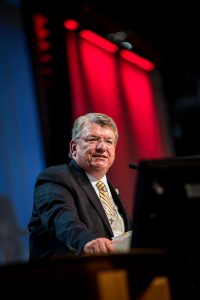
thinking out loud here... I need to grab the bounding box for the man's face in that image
[70,122,116,178]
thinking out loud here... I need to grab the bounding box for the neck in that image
[87,171,106,180]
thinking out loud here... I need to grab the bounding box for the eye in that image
[105,140,114,145]
[85,136,98,142]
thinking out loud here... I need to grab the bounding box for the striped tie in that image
[96,181,115,216]
[96,181,124,235]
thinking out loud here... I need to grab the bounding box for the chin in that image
[91,161,106,169]
[93,162,105,167]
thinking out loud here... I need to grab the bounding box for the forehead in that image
[81,122,115,137]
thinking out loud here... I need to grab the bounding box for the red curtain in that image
[65,30,172,217]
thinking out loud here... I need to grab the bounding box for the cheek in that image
[77,144,90,155]
[109,149,115,159]
[82,144,90,152]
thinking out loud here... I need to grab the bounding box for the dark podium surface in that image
[0,249,199,299]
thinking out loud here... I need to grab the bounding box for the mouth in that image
[87,154,107,163]
[93,155,107,159]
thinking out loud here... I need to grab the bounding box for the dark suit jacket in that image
[28,159,132,261]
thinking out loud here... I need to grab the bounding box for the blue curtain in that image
[0,2,45,264]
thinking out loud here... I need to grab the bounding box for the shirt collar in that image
[86,172,107,186]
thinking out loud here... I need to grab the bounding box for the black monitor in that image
[131,156,200,254]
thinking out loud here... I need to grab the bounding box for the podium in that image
[0,249,197,299]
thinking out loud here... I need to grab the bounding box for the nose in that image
[96,139,107,149]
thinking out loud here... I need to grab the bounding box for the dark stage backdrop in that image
[21,3,174,216]
[21,3,175,217]
[0,1,175,266]
[22,6,174,215]
[21,3,200,211]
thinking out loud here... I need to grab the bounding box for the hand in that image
[83,237,114,255]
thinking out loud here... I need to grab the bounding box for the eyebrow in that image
[86,135,114,140]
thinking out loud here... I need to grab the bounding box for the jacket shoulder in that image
[39,163,68,175]
[35,163,71,185]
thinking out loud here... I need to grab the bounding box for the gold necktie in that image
[96,181,124,235]
[96,181,115,216]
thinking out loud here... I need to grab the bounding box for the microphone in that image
[129,163,139,170]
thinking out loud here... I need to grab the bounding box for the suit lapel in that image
[69,160,113,235]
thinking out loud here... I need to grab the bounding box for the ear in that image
[70,140,77,158]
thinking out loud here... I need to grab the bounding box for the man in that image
[28,112,132,261]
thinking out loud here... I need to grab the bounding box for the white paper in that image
[112,230,133,252]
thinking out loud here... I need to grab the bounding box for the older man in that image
[28,112,132,260]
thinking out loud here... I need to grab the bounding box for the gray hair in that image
[69,112,118,158]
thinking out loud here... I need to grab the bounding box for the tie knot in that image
[96,181,107,192]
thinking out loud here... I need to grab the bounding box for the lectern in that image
[131,155,200,299]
